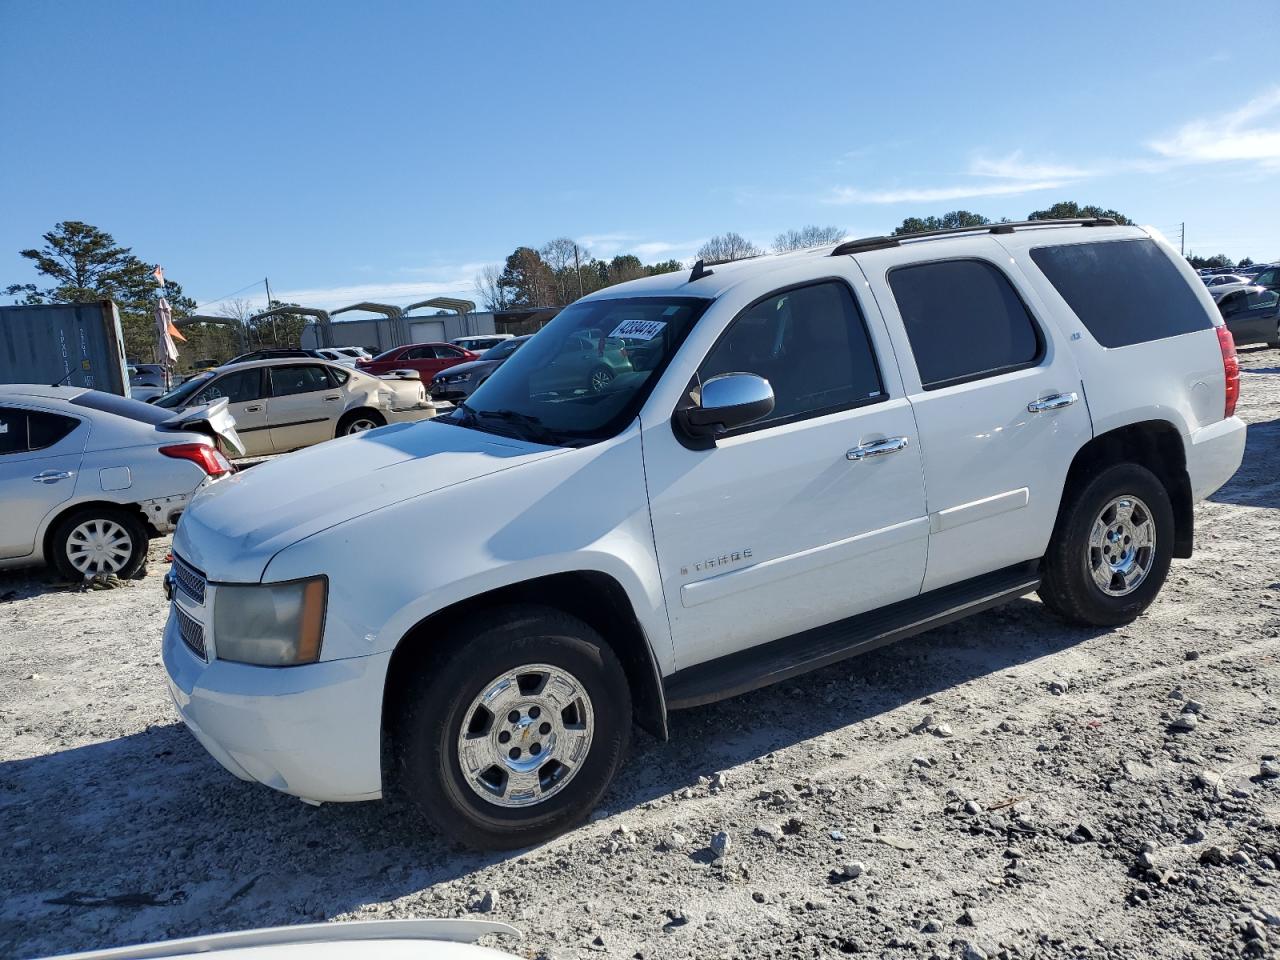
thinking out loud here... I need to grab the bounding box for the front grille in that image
[172,554,206,604]
[174,604,207,661]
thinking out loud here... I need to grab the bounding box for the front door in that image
[857,240,1094,592]
[190,367,270,457]
[0,406,86,559]
[643,279,930,671]
[266,364,342,451]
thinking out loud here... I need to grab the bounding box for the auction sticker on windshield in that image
[609,319,666,340]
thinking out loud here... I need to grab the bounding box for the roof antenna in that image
[689,259,714,283]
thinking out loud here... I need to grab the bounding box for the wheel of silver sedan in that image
[456,663,595,808]
[64,518,135,575]
[1087,495,1156,597]
[344,417,380,434]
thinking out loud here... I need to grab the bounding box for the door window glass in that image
[270,365,331,397]
[698,280,884,428]
[0,408,27,454]
[194,368,263,405]
[404,346,436,360]
[889,259,1042,389]
[326,366,351,386]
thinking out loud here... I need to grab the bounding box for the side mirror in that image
[677,372,774,443]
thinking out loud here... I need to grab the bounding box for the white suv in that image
[163,220,1245,849]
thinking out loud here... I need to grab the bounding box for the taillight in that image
[1217,325,1240,419]
[160,443,232,477]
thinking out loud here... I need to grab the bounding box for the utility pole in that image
[573,244,584,301]
[1179,222,1185,257]
[264,277,278,344]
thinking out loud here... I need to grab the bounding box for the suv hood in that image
[173,420,563,582]
[432,358,495,380]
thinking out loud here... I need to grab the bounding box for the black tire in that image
[392,605,632,850]
[50,506,149,581]
[1266,320,1279,348]
[336,409,385,437]
[1039,462,1175,627]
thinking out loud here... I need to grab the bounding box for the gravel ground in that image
[3,346,1279,960]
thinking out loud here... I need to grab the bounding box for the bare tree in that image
[473,264,508,311]
[773,225,847,253]
[696,232,763,265]
[542,237,591,304]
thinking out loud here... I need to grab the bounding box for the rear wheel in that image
[1267,319,1279,348]
[1039,463,1174,627]
[337,409,385,437]
[393,606,631,850]
[50,507,148,581]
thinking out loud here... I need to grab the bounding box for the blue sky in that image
[2,1,1278,313]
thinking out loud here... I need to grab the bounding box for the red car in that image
[356,342,478,381]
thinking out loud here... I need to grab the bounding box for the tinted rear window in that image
[1030,239,1213,348]
[71,390,172,425]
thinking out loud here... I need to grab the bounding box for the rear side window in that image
[326,366,351,386]
[1030,239,1213,348]
[0,408,79,453]
[698,280,884,429]
[270,365,332,396]
[888,259,1041,390]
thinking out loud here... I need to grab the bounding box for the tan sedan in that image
[154,358,435,457]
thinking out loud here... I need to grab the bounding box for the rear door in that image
[190,367,270,456]
[0,405,87,559]
[266,364,343,451]
[856,239,1093,592]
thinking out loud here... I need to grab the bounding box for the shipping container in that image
[0,301,130,396]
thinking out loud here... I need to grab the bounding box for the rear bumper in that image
[1187,415,1247,501]
[162,609,390,802]
[383,403,436,425]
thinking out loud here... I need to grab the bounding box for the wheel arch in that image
[381,570,669,756]
[1057,419,1193,558]
[39,498,155,565]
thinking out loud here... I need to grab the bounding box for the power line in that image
[191,279,272,313]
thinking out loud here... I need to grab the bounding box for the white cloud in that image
[824,179,1070,206]
[968,150,1092,181]
[1149,87,1280,165]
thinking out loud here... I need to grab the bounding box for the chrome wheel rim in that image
[66,519,133,575]
[346,418,378,434]
[1087,495,1156,596]
[589,368,613,393]
[456,663,594,808]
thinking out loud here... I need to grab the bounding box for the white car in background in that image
[450,335,513,356]
[153,358,434,458]
[0,386,241,579]
[40,919,522,960]
[316,346,372,367]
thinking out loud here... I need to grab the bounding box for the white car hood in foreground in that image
[174,420,564,582]
[42,919,522,959]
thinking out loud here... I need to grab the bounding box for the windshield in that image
[487,338,524,360]
[450,296,710,446]
[153,372,213,409]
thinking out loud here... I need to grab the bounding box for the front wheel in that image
[393,606,632,850]
[1267,319,1279,348]
[1039,462,1174,627]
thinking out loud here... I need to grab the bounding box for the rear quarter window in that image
[1030,239,1213,348]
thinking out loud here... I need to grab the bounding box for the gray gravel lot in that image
[2,347,1279,960]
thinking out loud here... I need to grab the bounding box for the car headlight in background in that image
[213,577,327,666]
[442,371,473,383]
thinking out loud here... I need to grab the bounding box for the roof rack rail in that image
[830,218,1119,257]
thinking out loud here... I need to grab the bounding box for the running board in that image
[662,561,1041,710]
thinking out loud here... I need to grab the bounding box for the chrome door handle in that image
[244,405,264,413]
[847,436,910,461]
[32,470,73,483]
[323,395,341,401]
[1027,392,1078,413]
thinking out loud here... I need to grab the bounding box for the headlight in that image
[444,371,473,383]
[213,577,327,666]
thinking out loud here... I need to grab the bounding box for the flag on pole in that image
[152,264,165,287]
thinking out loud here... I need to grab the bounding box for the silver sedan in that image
[0,385,242,580]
